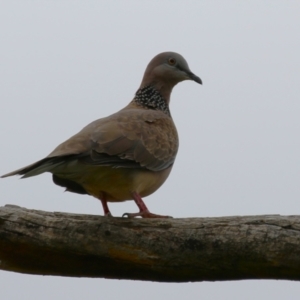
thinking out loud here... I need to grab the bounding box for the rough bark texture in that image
[0,204,300,282]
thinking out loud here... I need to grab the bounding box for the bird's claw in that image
[122,211,172,219]
[122,213,134,218]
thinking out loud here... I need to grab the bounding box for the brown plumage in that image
[1,52,202,218]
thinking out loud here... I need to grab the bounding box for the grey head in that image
[139,52,202,103]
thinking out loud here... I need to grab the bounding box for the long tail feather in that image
[1,157,65,178]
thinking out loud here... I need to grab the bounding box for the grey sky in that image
[1,1,300,299]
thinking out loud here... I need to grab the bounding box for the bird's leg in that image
[122,192,172,218]
[99,194,112,217]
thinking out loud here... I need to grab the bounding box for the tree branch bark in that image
[0,204,300,282]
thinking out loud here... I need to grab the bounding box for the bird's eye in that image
[168,58,176,65]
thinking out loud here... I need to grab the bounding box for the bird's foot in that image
[99,195,113,217]
[123,191,172,218]
[122,210,172,219]
[104,212,113,217]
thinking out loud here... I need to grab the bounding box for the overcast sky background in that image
[1,1,300,299]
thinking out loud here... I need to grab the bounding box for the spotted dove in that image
[1,52,202,218]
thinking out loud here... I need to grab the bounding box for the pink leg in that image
[99,194,112,217]
[122,192,172,219]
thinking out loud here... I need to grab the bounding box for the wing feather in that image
[2,107,179,178]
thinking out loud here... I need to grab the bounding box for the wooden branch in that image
[0,205,300,282]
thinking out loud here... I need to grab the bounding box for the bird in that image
[1,52,202,218]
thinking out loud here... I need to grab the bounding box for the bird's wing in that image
[48,107,179,172]
[1,107,178,178]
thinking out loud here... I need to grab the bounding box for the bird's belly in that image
[53,162,172,202]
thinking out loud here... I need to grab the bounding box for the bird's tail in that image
[1,157,66,179]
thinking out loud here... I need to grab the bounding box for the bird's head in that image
[140,52,202,92]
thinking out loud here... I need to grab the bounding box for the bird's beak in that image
[186,71,202,85]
